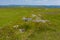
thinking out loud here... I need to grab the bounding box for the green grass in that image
[0,7,60,40]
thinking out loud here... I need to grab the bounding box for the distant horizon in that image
[0,5,60,8]
[0,4,60,6]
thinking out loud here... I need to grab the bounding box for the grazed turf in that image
[0,7,60,40]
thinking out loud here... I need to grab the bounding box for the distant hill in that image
[0,5,60,8]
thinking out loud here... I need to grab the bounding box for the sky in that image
[0,0,60,5]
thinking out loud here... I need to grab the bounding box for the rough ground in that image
[0,7,60,40]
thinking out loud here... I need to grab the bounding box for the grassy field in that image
[0,7,60,40]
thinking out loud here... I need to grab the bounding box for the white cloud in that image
[24,0,60,5]
[0,0,60,5]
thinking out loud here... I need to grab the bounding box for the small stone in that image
[33,19,49,23]
[19,29,25,33]
[22,17,32,22]
[32,14,36,17]
[13,25,19,28]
